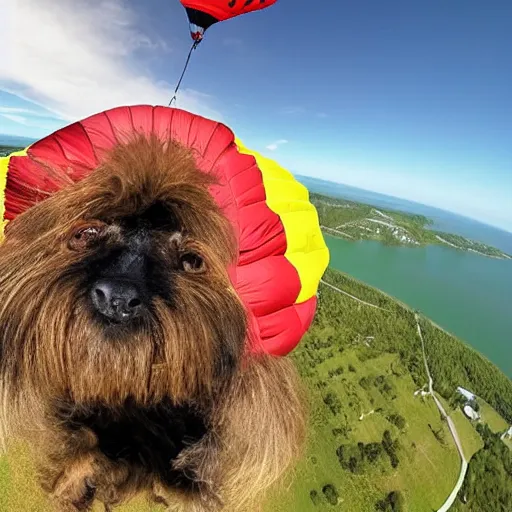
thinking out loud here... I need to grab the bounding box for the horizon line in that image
[294,173,512,236]
[1,133,510,236]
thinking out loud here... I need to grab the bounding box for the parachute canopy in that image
[180,0,278,40]
[0,105,329,356]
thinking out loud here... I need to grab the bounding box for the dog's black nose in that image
[91,278,143,323]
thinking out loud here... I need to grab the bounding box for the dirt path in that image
[320,279,389,311]
[372,209,393,221]
[435,235,459,249]
[321,225,354,239]
[417,444,437,470]
[415,314,468,512]
[366,218,396,229]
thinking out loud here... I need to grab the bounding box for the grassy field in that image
[265,350,460,511]
[0,268,510,511]
[478,401,509,434]
[449,410,484,461]
[434,393,484,461]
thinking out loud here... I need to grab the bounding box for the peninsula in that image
[312,192,511,260]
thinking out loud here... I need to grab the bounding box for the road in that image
[320,279,389,311]
[320,225,354,239]
[415,313,468,512]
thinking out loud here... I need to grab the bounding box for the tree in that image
[322,484,339,505]
[310,490,321,506]
[454,429,512,512]
[365,442,384,463]
[389,491,405,511]
[359,376,372,390]
[348,456,359,473]
[387,414,406,430]
[375,491,405,511]
[323,392,342,415]
[382,430,401,469]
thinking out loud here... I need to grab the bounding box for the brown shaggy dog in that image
[0,135,306,511]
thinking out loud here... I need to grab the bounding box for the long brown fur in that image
[0,134,306,511]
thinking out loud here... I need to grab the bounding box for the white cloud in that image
[1,114,28,125]
[266,139,288,151]
[0,112,63,130]
[0,0,222,126]
[0,106,53,117]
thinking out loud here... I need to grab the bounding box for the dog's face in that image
[0,136,247,406]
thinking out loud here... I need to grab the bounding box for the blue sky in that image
[1,0,511,232]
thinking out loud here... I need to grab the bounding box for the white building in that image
[463,405,480,421]
[501,426,512,440]
[457,386,475,401]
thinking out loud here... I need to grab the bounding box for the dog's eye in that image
[68,224,105,251]
[179,252,205,273]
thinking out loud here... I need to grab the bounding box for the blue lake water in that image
[297,175,512,377]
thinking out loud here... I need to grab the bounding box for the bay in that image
[297,175,512,377]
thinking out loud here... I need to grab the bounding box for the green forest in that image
[454,424,512,512]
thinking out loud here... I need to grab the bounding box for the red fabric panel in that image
[103,106,137,143]
[52,123,99,171]
[194,123,234,170]
[80,112,118,156]
[152,106,174,142]
[236,256,301,317]
[213,147,287,265]
[254,308,306,356]
[180,0,278,23]
[237,202,285,259]
[127,105,155,136]
[294,296,317,335]
[252,297,317,356]
[27,137,67,170]
[5,155,67,219]
[168,108,197,146]
[227,163,266,209]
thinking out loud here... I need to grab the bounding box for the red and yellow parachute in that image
[0,106,329,356]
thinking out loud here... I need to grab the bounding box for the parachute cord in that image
[169,39,201,107]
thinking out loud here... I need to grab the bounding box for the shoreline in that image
[313,193,511,261]
[322,227,511,261]
[321,266,508,379]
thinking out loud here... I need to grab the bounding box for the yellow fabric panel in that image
[235,138,329,303]
[0,148,28,242]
